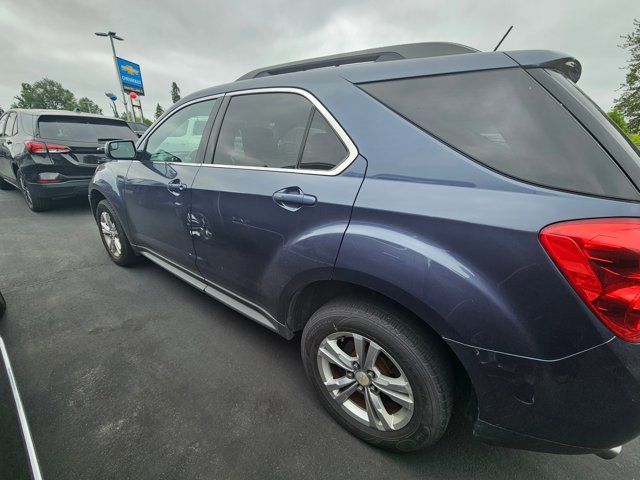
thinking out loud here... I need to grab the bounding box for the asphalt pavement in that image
[0,189,638,479]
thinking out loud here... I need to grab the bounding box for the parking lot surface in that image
[0,189,639,479]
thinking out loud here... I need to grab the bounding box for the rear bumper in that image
[28,178,91,200]
[449,337,640,454]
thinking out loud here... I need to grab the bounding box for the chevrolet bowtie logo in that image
[121,65,139,75]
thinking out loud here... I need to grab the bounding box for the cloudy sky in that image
[0,0,638,118]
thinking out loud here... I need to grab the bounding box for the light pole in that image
[105,92,118,117]
[95,31,131,121]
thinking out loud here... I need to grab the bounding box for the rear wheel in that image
[0,176,14,191]
[17,170,50,212]
[301,298,454,452]
[95,199,138,266]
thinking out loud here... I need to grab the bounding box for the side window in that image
[3,113,16,137]
[145,99,217,163]
[0,114,7,136]
[19,114,34,136]
[213,93,313,168]
[299,110,348,170]
[361,69,639,200]
[11,114,19,135]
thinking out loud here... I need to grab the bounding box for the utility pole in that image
[95,31,131,121]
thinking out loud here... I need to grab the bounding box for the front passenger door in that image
[124,98,220,270]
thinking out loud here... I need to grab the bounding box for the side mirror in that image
[105,140,137,160]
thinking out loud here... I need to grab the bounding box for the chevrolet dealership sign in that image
[116,57,145,96]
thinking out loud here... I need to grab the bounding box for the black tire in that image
[17,170,50,212]
[0,290,5,319]
[95,199,138,266]
[0,176,14,190]
[301,297,454,452]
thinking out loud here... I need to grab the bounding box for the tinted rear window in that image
[38,116,138,143]
[361,69,639,200]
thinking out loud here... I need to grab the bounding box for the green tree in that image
[77,97,103,115]
[12,78,77,110]
[608,109,629,133]
[609,109,640,147]
[614,19,640,132]
[171,82,181,104]
[155,103,164,119]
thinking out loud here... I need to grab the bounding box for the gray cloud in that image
[0,0,637,116]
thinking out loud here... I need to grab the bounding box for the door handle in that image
[167,179,188,193]
[273,187,317,211]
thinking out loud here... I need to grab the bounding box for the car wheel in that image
[95,199,138,266]
[0,176,15,191]
[301,297,454,452]
[17,170,50,212]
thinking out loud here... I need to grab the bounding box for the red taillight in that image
[25,141,47,154]
[45,143,71,154]
[25,141,71,154]
[540,218,640,343]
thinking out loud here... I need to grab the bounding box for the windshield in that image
[38,116,138,143]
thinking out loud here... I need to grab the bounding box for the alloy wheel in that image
[100,211,122,258]
[316,331,414,431]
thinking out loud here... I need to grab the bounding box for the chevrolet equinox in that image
[89,43,640,458]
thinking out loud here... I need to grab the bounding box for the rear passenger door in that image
[190,89,366,320]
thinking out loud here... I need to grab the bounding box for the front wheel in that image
[95,200,138,266]
[301,298,454,452]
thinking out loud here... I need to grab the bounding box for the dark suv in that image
[89,43,640,458]
[0,109,137,211]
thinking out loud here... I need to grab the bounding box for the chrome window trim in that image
[140,88,359,176]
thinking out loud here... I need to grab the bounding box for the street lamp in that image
[104,92,118,117]
[95,31,131,121]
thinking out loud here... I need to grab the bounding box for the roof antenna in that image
[493,25,513,51]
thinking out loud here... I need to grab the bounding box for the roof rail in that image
[237,42,478,80]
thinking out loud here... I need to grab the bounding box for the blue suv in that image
[89,43,640,458]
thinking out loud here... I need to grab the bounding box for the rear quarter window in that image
[4,114,16,137]
[18,114,34,136]
[38,116,138,143]
[360,69,639,201]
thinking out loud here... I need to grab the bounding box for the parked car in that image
[127,121,149,137]
[0,110,138,211]
[0,335,43,479]
[89,42,640,458]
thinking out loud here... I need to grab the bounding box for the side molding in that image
[138,249,293,338]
